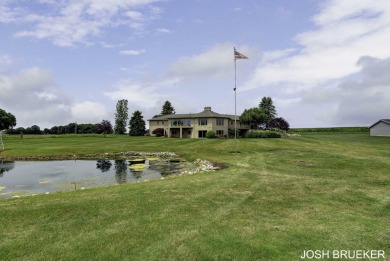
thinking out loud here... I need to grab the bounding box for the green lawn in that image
[0,134,389,260]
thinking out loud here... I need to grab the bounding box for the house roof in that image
[149,107,237,121]
[369,119,390,128]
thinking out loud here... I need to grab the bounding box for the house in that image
[369,119,390,136]
[148,107,250,138]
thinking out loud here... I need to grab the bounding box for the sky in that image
[1,0,390,129]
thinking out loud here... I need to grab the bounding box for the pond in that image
[0,158,184,198]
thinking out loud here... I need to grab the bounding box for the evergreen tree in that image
[129,110,146,136]
[114,99,128,134]
[259,97,277,129]
[161,101,175,115]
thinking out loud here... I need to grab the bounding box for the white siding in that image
[370,122,390,136]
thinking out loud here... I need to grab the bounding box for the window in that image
[216,119,224,126]
[198,118,207,125]
[198,130,207,138]
[171,119,191,126]
[184,119,191,126]
[216,130,224,136]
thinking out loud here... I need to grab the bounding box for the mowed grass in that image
[0,133,389,260]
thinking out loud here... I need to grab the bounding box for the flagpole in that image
[234,47,237,154]
[233,47,247,154]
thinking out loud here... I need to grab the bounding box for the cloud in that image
[103,80,167,109]
[0,67,74,127]
[169,43,254,83]
[243,0,390,91]
[125,10,144,20]
[328,56,390,126]
[0,66,111,127]
[0,2,18,23]
[0,54,15,71]
[2,0,161,46]
[119,49,146,56]
[156,28,171,34]
[0,67,53,100]
[71,101,109,123]
[234,0,390,127]
[298,56,390,126]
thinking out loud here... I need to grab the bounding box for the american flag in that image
[234,49,248,60]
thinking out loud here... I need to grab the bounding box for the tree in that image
[161,101,175,115]
[259,97,277,128]
[268,117,290,131]
[114,99,128,135]
[240,108,267,129]
[96,120,113,135]
[30,125,42,135]
[129,110,146,136]
[0,109,16,131]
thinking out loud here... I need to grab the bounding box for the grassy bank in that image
[0,134,389,260]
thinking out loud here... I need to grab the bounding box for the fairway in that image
[0,134,389,260]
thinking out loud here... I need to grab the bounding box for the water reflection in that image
[149,160,182,177]
[114,160,128,183]
[0,158,184,198]
[96,160,112,172]
[0,161,15,177]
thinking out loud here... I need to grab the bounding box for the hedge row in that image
[247,130,281,138]
[289,127,369,133]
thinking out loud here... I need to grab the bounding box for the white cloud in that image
[236,0,390,127]
[2,0,161,47]
[125,10,144,20]
[119,49,146,56]
[327,56,390,126]
[0,66,111,127]
[0,54,15,71]
[156,28,171,33]
[71,101,109,123]
[104,80,164,109]
[0,67,74,127]
[0,67,52,99]
[0,2,18,23]
[169,43,254,83]
[35,91,58,101]
[243,0,390,91]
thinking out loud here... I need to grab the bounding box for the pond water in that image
[0,158,183,198]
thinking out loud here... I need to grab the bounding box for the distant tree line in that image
[6,120,113,135]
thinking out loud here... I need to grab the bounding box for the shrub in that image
[152,128,164,137]
[247,130,281,138]
[206,130,216,138]
[228,128,238,138]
